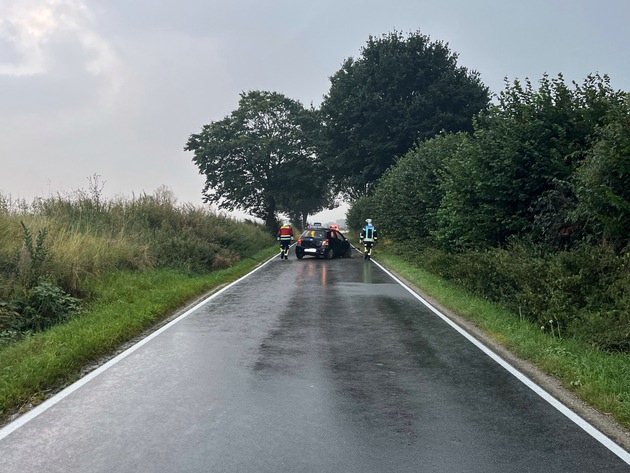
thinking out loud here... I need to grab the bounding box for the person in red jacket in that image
[277,221,294,259]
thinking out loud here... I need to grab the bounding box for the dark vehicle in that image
[296,228,351,259]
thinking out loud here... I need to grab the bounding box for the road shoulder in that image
[378,261,630,453]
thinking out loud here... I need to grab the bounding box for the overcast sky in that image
[1,0,629,222]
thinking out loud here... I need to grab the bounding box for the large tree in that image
[320,30,490,198]
[185,91,323,232]
[276,161,335,229]
[274,108,336,228]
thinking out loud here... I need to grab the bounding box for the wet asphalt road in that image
[1,250,629,472]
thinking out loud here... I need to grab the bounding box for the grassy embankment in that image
[0,189,277,424]
[0,248,276,425]
[372,248,630,432]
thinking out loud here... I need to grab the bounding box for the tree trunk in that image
[263,197,278,233]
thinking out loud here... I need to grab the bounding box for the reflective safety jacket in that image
[360,224,377,242]
[277,225,294,241]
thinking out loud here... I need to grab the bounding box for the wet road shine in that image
[1,251,629,472]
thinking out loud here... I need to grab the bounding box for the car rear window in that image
[301,230,327,239]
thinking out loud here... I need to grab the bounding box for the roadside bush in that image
[558,247,630,350]
[372,133,468,243]
[572,93,630,251]
[579,308,630,352]
[47,228,152,296]
[211,219,276,258]
[12,280,81,333]
[0,302,22,348]
[387,239,630,351]
[152,233,238,273]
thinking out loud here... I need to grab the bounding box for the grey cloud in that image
[0,33,107,114]
[2,0,630,219]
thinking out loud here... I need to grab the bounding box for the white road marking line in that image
[370,258,630,465]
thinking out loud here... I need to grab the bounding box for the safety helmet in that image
[284,221,290,227]
[366,219,372,224]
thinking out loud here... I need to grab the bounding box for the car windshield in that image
[301,230,327,239]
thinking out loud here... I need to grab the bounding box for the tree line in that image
[0,187,275,345]
[361,73,629,252]
[185,31,489,231]
[353,74,630,351]
[186,29,630,351]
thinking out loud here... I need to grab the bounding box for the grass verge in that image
[376,252,630,432]
[0,246,277,425]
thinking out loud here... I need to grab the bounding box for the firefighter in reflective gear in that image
[277,222,294,259]
[359,219,377,259]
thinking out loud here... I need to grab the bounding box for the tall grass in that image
[0,187,275,343]
[0,183,277,422]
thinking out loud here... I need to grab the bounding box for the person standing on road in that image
[277,221,294,259]
[359,219,378,259]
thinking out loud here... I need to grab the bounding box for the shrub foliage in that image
[0,187,275,346]
[349,73,630,351]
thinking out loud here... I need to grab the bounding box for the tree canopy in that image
[185,90,325,231]
[371,132,468,243]
[435,74,626,249]
[572,91,630,250]
[320,30,490,198]
[356,73,628,251]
